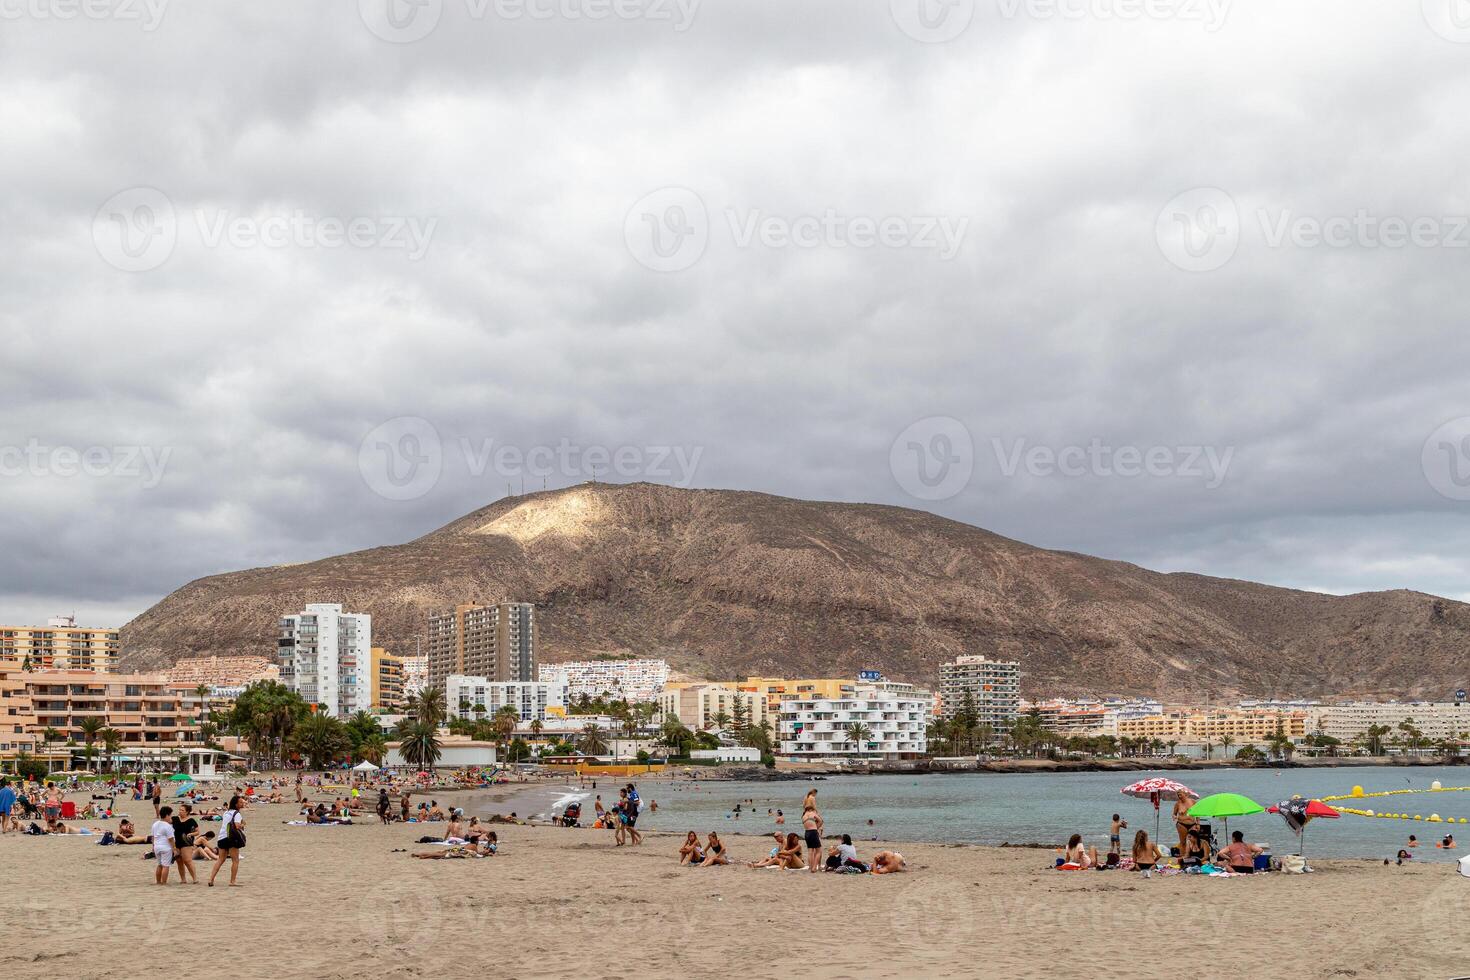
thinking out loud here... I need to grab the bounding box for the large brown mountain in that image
[120,483,1470,698]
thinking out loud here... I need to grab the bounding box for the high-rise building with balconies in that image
[277,603,371,718]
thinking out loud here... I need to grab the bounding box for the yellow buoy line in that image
[1320,782,1470,823]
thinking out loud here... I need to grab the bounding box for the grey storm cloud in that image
[3,0,1470,628]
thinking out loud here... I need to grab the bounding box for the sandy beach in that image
[3,785,1469,980]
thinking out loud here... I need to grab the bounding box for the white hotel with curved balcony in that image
[778,686,931,761]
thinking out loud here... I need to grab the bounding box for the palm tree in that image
[711,710,732,732]
[290,714,350,769]
[492,706,519,760]
[578,723,610,756]
[845,722,874,759]
[1220,735,1235,758]
[1202,741,1214,760]
[409,687,446,728]
[79,716,103,771]
[358,734,388,765]
[394,719,442,771]
[100,727,122,772]
[38,726,61,771]
[194,684,212,723]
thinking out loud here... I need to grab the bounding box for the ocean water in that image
[606,766,1470,862]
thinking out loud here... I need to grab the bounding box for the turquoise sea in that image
[606,766,1470,862]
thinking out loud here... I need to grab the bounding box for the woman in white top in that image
[208,794,246,887]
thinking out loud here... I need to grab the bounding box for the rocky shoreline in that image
[705,755,1465,780]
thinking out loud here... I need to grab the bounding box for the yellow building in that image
[738,677,856,717]
[1116,710,1308,745]
[0,616,119,672]
[0,656,39,761]
[370,647,404,710]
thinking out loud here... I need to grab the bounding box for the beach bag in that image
[1280,854,1306,874]
[98,831,115,846]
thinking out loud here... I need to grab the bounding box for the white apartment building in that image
[539,658,670,703]
[778,686,930,761]
[658,684,766,730]
[277,603,371,718]
[938,655,1020,730]
[1314,701,1470,745]
[400,654,429,696]
[445,675,568,722]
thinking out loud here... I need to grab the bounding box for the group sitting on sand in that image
[675,789,907,875]
[1056,820,1268,876]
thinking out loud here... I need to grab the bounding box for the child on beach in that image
[1110,814,1127,853]
[150,806,176,885]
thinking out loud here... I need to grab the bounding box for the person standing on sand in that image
[802,795,824,874]
[400,790,411,823]
[1173,793,1197,858]
[377,789,391,825]
[208,795,246,887]
[0,778,15,833]
[172,804,200,884]
[151,806,176,886]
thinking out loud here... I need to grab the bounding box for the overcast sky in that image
[3,0,1470,628]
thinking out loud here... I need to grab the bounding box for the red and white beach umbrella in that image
[1122,778,1196,840]
[1121,777,1194,801]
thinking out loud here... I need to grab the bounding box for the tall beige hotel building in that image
[0,615,120,672]
[426,602,535,693]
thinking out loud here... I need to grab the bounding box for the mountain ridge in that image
[119,482,1470,699]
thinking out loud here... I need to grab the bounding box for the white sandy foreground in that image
[2,801,1469,980]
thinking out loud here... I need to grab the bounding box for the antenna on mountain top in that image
[506,482,513,497]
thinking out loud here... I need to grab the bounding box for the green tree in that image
[506,737,531,763]
[577,723,610,756]
[289,714,351,769]
[78,716,103,771]
[394,719,442,771]
[357,733,388,765]
[406,687,446,728]
[99,727,122,772]
[492,705,520,759]
[228,681,311,769]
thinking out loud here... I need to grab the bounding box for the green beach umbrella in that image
[169,773,192,781]
[1188,792,1265,842]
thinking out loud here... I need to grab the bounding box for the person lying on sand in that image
[679,831,705,865]
[871,851,907,874]
[411,834,496,859]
